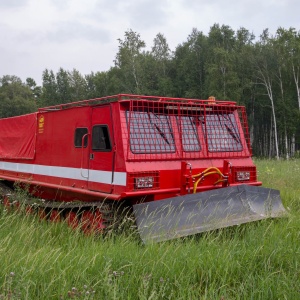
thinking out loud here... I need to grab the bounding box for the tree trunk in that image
[269,117,273,159]
[292,64,300,111]
[285,130,289,159]
[291,134,296,157]
[257,69,280,159]
[278,68,289,159]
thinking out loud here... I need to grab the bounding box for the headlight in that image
[135,177,154,189]
[236,171,250,181]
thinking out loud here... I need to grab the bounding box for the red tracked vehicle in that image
[0,94,286,242]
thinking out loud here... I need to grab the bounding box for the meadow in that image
[0,159,299,299]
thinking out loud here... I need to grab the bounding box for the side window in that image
[92,125,112,151]
[74,128,88,148]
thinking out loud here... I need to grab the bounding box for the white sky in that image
[0,0,299,85]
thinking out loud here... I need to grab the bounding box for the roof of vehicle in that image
[38,94,237,112]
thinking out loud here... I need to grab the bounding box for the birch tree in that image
[273,28,300,157]
[115,29,146,94]
[151,33,171,77]
[206,24,239,100]
[254,30,280,159]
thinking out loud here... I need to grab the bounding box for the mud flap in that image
[133,185,287,243]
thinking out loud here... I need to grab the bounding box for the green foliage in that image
[0,75,37,118]
[69,69,87,101]
[25,77,42,100]
[56,67,72,103]
[172,29,207,98]
[0,159,299,299]
[114,29,146,94]
[40,69,57,106]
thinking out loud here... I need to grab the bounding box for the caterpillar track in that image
[0,181,126,235]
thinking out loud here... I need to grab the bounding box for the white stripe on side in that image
[0,161,127,186]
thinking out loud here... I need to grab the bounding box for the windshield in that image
[126,110,243,154]
[202,113,243,152]
[177,116,201,152]
[126,111,175,153]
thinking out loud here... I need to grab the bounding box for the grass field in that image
[0,159,299,299]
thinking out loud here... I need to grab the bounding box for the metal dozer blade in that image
[133,185,287,243]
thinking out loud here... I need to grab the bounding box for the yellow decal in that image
[38,115,45,133]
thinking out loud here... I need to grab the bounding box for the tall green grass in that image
[0,159,299,299]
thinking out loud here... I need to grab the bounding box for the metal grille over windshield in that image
[202,113,243,152]
[126,111,175,153]
[177,116,201,152]
[123,98,251,160]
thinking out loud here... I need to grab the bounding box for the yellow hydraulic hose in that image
[192,167,223,178]
[192,167,226,193]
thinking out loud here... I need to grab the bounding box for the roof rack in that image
[38,94,237,112]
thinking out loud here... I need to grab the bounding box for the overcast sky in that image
[1,0,299,85]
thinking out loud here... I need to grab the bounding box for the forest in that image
[0,24,300,158]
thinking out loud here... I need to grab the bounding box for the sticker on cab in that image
[38,115,45,133]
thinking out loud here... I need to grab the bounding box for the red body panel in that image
[0,94,261,204]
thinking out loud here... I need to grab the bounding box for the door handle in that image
[90,153,94,160]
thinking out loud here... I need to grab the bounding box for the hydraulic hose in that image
[192,167,227,193]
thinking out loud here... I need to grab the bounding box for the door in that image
[88,105,114,193]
